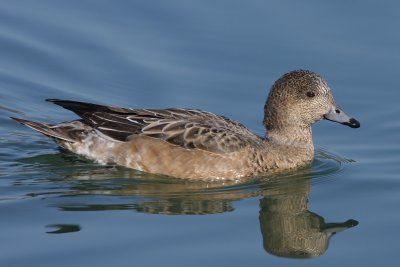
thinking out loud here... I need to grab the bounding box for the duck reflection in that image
[259,178,358,258]
[25,153,358,259]
[58,171,357,259]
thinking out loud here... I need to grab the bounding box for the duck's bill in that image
[321,219,359,236]
[323,106,360,128]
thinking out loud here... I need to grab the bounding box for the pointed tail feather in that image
[11,117,77,142]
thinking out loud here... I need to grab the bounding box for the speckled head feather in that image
[263,70,334,132]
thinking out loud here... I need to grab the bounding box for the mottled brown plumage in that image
[11,70,360,180]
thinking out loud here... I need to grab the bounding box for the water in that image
[0,0,399,266]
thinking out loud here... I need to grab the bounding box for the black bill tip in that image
[342,118,360,128]
[344,219,359,227]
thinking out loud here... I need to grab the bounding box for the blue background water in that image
[1,1,399,266]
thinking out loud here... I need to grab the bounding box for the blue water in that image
[1,1,400,266]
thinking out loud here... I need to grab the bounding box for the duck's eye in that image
[306,91,315,98]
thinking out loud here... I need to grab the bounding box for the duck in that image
[12,70,360,180]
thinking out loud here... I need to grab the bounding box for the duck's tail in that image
[11,117,87,143]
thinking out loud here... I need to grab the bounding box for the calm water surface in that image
[1,1,399,266]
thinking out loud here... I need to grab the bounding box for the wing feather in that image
[47,99,263,153]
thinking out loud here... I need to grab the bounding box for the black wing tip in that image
[46,99,74,105]
[46,98,60,102]
[46,98,87,104]
[45,98,101,107]
[45,99,96,111]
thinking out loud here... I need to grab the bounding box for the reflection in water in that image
[259,178,358,258]
[19,149,358,259]
[46,224,81,234]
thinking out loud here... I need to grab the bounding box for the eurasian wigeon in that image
[12,70,360,180]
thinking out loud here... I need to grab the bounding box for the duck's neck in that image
[265,125,314,150]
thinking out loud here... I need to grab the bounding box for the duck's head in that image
[263,70,360,131]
